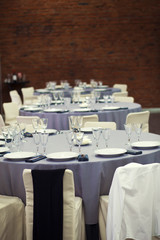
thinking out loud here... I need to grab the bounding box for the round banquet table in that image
[19,102,142,131]
[0,130,160,226]
[35,86,121,98]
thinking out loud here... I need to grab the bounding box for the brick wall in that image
[0,0,160,107]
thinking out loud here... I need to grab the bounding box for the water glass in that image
[74,131,84,153]
[40,118,48,131]
[33,132,41,155]
[102,128,110,147]
[40,132,49,155]
[65,130,74,151]
[32,118,41,132]
[124,124,132,148]
[92,128,102,149]
[134,123,143,141]
[1,126,9,147]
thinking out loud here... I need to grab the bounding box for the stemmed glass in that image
[40,132,49,155]
[32,118,41,133]
[1,126,9,147]
[53,92,58,105]
[69,116,77,131]
[134,123,143,141]
[124,124,132,149]
[76,116,83,131]
[58,91,64,105]
[18,123,26,143]
[92,128,102,149]
[40,118,48,131]
[65,130,74,151]
[33,132,41,155]
[102,128,110,147]
[74,131,84,154]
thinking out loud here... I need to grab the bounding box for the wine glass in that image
[134,123,143,141]
[33,132,41,155]
[1,126,9,147]
[53,92,58,105]
[40,132,49,155]
[32,118,41,133]
[18,123,26,143]
[102,128,110,147]
[76,116,83,131]
[65,130,74,151]
[58,91,64,105]
[92,128,102,149]
[40,118,48,131]
[69,116,77,131]
[74,131,84,154]
[124,124,132,149]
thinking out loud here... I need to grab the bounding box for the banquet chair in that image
[69,114,99,129]
[3,102,19,125]
[0,114,5,128]
[99,163,160,240]
[21,87,39,104]
[113,84,127,92]
[126,111,150,132]
[0,195,25,240]
[112,91,128,97]
[114,96,134,103]
[84,121,117,130]
[23,169,86,240]
[9,90,23,109]
[16,116,40,132]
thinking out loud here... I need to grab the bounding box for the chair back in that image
[23,169,78,240]
[3,102,19,125]
[107,163,160,240]
[21,87,34,104]
[114,96,134,103]
[16,116,40,132]
[113,84,127,91]
[126,111,150,132]
[9,90,22,108]
[0,114,5,128]
[84,121,116,130]
[112,91,128,97]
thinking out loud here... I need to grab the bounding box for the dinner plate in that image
[0,140,5,146]
[36,89,50,93]
[73,108,92,112]
[131,141,160,149]
[43,108,65,113]
[47,152,78,161]
[24,107,42,112]
[102,106,120,111]
[95,148,127,157]
[81,127,93,133]
[4,152,36,160]
[0,147,9,153]
[37,129,57,135]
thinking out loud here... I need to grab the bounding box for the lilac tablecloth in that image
[0,130,160,225]
[20,102,141,131]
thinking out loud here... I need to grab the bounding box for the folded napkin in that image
[25,155,46,162]
[78,154,89,162]
[125,150,142,155]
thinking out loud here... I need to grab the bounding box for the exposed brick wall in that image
[0,0,160,107]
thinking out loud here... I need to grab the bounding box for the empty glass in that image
[1,126,9,147]
[76,116,83,131]
[33,132,41,155]
[134,123,143,141]
[69,116,77,131]
[40,132,49,155]
[65,130,74,151]
[74,131,84,153]
[92,128,102,149]
[32,118,41,132]
[40,118,48,131]
[124,124,132,149]
[102,128,110,147]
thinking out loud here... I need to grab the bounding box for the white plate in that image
[131,141,160,149]
[73,108,92,112]
[36,89,50,93]
[4,152,36,160]
[102,106,120,111]
[47,152,78,160]
[24,107,42,112]
[37,129,57,135]
[0,147,9,153]
[43,108,64,113]
[95,148,127,157]
[0,140,5,146]
[81,127,94,133]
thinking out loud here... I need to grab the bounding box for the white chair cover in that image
[23,169,86,240]
[126,111,150,132]
[113,84,127,92]
[3,102,19,125]
[84,121,116,130]
[0,195,25,240]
